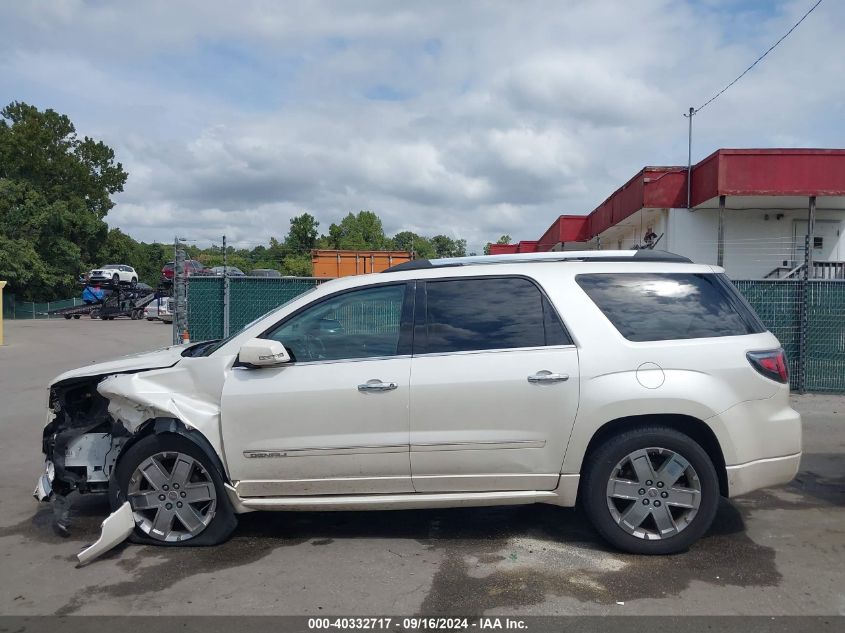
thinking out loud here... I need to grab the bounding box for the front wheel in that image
[581,427,719,554]
[112,434,237,546]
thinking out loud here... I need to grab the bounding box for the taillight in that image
[747,348,789,384]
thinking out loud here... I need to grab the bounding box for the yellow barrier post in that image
[0,281,6,345]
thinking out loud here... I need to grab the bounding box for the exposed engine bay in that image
[41,376,129,497]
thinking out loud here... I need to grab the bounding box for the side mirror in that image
[238,338,291,367]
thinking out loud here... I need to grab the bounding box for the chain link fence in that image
[186,276,327,341]
[1,295,87,319]
[183,275,845,393]
[734,279,844,392]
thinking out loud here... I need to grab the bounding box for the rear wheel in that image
[112,434,237,546]
[582,427,719,554]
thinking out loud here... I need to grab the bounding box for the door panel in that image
[221,282,413,496]
[221,358,412,495]
[409,347,579,492]
[409,276,579,493]
[794,219,840,262]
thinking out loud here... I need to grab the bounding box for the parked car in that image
[89,265,138,284]
[208,266,245,277]
[143,297,170,321]
[249,268,282,278]
[161,260,207,280]
[36,250,801,564]
[159,297,173,323]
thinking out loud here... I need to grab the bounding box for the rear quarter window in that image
[575,273,766,342]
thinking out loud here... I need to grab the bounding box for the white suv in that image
[35,250,801,564]
[89,264,138,284]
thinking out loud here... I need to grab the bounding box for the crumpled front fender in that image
[96,364,225,461]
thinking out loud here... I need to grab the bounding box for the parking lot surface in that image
[0,319,842,616]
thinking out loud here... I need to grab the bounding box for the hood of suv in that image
[49,344,189,386]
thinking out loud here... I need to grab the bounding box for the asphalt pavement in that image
[0,318,842,616]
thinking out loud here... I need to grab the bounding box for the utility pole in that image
[172,237,187,345]
[684,107,695,209]
[717,195,726,267]
[222,235,230,338]
[798,196,816,394]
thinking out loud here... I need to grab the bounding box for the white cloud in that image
[1,0,842,253]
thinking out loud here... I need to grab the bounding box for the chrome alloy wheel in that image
[605,447,702,540]
[127,451,217,542]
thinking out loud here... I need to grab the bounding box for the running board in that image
[225,487,561,512]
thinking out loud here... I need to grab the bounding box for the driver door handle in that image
[527,371,569,383]
[358,380,398,392]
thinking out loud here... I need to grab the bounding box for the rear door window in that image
[575,273,765,342]
[421,277,570,354]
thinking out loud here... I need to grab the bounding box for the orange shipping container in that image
[311,249,414,278]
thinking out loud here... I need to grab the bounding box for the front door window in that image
[266,284,406,362]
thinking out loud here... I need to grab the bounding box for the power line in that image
[683,0,823,209]
[693,0,823,114]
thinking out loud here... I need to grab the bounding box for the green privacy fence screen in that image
[733,280,844,392]
[187,276,327,342]
[186,277,845,393]
[2,295,87,319]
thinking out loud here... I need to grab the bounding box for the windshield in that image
[200,287,318,356]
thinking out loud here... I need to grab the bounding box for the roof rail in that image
[382,249,692,272]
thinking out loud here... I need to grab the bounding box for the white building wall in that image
[666,208,844,278]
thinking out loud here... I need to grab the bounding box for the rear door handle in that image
[527,371,569,383]
[358,380,398,392]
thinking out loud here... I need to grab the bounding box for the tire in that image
[581,426,719,555]
[131,277,137,284]
[112,273,120,283]
[111,433,237,547]
[73,314,81,319]
[63,314,71,320]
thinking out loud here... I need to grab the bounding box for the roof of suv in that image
[383,249,692,273]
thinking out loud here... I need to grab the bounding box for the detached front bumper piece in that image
[76,502,135,567]
[33,462,55,502]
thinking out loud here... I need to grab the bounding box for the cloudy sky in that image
[2,0,842,252]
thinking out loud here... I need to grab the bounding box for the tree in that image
[0,102,128,300]
[282,253,313,276]
[430,235,467,258]
[483,234,512,256]
[323,210,387,250]
[392,230,435,258]
[285,212,319,253]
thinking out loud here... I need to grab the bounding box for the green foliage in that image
[430,235,467,258]
[392,230,435,258]
[483,234,512,255]
[323,210,387,250]
[282,253,313,276]
[0,101,127,300]
[286,213,319,253]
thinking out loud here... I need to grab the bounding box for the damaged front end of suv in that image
[36,376,132,527]
[34,342,218,565]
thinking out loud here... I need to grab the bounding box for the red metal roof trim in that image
[534,148,845,250]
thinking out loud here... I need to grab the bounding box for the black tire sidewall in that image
[111,433,237,547]
[583,427,720,555]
